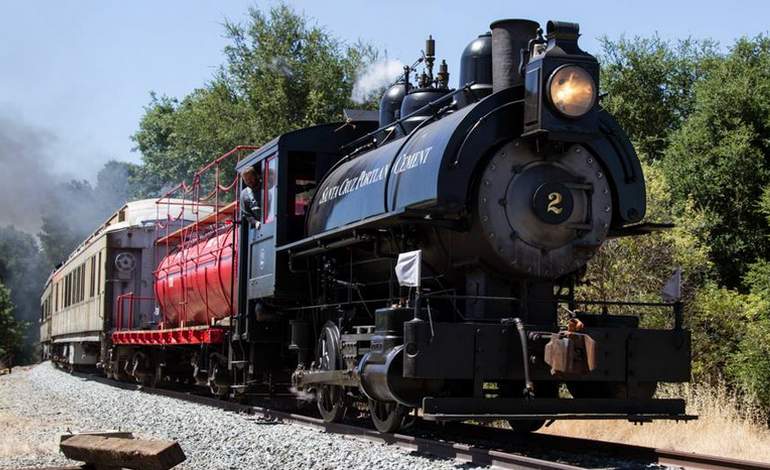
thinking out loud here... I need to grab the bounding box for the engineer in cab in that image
[240,166,261,227]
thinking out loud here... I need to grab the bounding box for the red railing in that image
[114,292,155,331]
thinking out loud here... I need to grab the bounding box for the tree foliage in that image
[0,282,22,360]
[599,35,717,162]
[0,227,44,362]
[663,36,770,287]
[595,34,770,411]
[132,4,377,186]
[578,162,712,324]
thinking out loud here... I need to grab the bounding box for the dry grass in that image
[539,382,770,463]
[0,411,60,458]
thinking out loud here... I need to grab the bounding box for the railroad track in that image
[73,371,770,470]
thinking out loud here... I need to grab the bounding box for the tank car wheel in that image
[368,399,407,433]
[115,361,131,382]
[139,362,162,388]
[315,322,346,423]
[208,356,230,398]
[131,352,155,387]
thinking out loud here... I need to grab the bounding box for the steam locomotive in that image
[41,18,692,434]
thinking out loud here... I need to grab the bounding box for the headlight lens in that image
[548,65,596,117]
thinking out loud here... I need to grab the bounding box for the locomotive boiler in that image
[49,15,693,436]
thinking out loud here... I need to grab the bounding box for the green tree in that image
[579,161,713,327]
[599,35,717,162]
[0,282,22,361]
[38,179,96,269]
[663,36,770,287]
[724,260,770,408]
[0,226,45,363]
[132,4,377,186]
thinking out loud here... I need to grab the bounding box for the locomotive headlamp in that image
[522,21,600,141]
[548,65,596,118]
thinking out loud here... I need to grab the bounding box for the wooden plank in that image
[60,435,185,470]
[60,431,134,442]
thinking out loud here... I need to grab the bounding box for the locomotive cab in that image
[232,122,378,338]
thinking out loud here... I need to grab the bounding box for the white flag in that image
[395,250,422,287]
[662,267,682,302]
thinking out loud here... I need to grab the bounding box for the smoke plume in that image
[0,113,59,233]
[351,58,405,104]
[0,112,133,239]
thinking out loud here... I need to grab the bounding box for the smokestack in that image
[490,19,540,92]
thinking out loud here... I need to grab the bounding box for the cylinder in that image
[490,19,539,92]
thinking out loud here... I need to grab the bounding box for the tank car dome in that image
[459,32,493,97]
[379,82,409,129]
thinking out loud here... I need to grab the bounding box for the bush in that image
[728,319,770,410]
[0,283,22,360]
[579,161,712,328]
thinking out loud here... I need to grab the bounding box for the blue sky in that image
[1,0,768,180]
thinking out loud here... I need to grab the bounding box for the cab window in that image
[263,156,277,224]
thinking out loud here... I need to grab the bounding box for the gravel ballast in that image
[0,362,481,469]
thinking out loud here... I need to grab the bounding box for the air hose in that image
[512,318,535,399]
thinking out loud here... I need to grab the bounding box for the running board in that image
[421,397,696,422]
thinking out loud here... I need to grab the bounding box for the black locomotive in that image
[227,18,691,433]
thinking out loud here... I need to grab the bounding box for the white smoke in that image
[289,386,316,402]
[0,112,59,232]
[351,58,405,104]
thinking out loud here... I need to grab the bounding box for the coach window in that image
[263,155,277,224]
[89,256,96,298]
[75,267,80,304]
[96,252,102,295]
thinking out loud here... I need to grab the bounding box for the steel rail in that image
[71,370,770,470]
[73,372,583,469]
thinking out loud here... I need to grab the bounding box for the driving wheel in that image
[316,322,346,423]
[368,399,408,433]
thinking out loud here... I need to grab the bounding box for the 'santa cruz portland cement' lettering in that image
[319,147,433,204]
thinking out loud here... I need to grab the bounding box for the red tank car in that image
[155,229,236,327]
